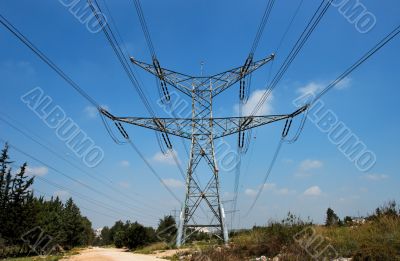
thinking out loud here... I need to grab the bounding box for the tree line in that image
[0,142,210,257]
[325,200,399,227]
[0,144,93,257]
[95,215,177,249]
[95,215,210,250]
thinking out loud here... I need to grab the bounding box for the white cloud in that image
[245,188,258,197]
[364,174,388,181]
[162,178,184,188]
[119,181,130,188]
[84,106,98,118]
[245,183,294,197]
[282,158,294,164]
[276,188,293,195]
[296,159,323,177]
[296,78,351,98]
[234,90,273,116]
[299,159,323,172]
[335,77,352,90]
[303,186,322,196]
[84,105,109,118]
[152,150,180,166]
[119,160,130,167]
[26,166,48,176]
[297,82,323,96]
[1,61,36,76]
[262,183,276,190]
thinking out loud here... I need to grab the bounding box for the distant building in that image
[94,227,103,238]
[352,217,366,224]
[196,227,210,233]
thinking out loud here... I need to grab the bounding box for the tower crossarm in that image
[130,54,274,97]
[211,105,307,139]
[100,105,307,141]
[130,57,193,97]
[101,110,193,139]
[211,53,275,97]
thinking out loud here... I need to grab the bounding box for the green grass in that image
[1,247,81,261]
[316,216,400,260]
[134,242,170,254]
[185,215,400,260]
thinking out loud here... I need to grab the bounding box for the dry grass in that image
[187,215,400,260]
[133,242,170,254]
[316,215,400,260]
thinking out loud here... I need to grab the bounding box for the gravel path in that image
[62,247,168,261]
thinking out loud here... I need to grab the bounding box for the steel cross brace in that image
[99,54,308,246]
[100,106,307,141]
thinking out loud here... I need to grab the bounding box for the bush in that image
[114,231,125,248]
[124,222,149,249]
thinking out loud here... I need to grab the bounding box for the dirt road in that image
[61,247,168,261]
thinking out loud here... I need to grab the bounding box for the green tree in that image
[61,198,90,248]
[0,144,11,208]
[344,216,352,225]
[100,226,112,245]
[156,215,177,243]
[114,231,125,248]
[325,208,340,226]
[124,222,149,249]
[110,220,126,243]
[0,144,35,244]
[0,143,95,257]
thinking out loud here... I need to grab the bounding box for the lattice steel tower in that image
[101,54,306,246]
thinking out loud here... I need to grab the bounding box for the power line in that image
[244,138,283,217]
[127,139,182,204]
[7,161,155,225]
[0,14,99,107]
[0,13,181,211]
[1,138,159,221]
[244,22,400,217]
[10,161,127,219]
[314,23,400,102]
[33,188,122,222]
[132,0,156,59]
[88,0,156,117]
[127,0,195,192]
[90,1,191,180]
[275,0,305,54]
[0,114,161,216]
[251,0,331,116]
[250,0,276,55]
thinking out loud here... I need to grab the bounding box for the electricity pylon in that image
[101,54,307,246]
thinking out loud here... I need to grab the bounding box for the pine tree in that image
[325,207,340,226]
[0,143,12,209]
[12,163,34,204]
[156,215,177,243]
[61,198,85,248]
[124,222,148,249]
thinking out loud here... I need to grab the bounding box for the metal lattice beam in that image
[100,55,307,246]
[100,106,307,140]
[130,54,274,97]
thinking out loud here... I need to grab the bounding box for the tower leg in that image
[175,88,229,245]
[220,203,229,244]
[176,209,184,247]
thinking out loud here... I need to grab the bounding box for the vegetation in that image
[95,215,176,250]
[188,204,400,261]
[2,142,400,260]
[0,144,94,258]
[325,207,341,226]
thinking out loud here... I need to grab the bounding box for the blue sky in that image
[1,0,399,229]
